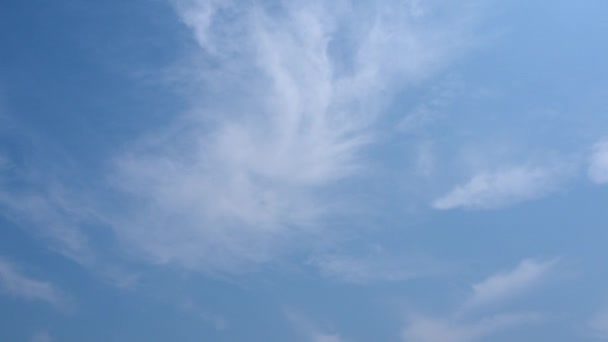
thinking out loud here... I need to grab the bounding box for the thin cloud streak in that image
[30,331,53,342]
[465,258,557,310]
[588,139,608,184]
[403,312,540,342]
[311,253,445,284]
[285,308,346,342]
[0,189,92,265]
[0,258,71,310]
[588,308,608,339]
[313,334,344,342]
[433,165,565,210]
[402,258,555,342]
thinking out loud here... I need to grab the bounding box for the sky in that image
[1,0,608,341]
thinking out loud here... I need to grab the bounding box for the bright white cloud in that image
[465,259,556,309]
[0,258,70,309]
[104,0,482,272]
[433,166,562,210]
[588,139,608,184]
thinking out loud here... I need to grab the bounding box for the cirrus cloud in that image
[0,258,71,310]
[433,165,566,210]
[588,139,608,184]
[105,0,483,272]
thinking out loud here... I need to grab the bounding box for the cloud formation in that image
[106,0,481,272]
[433,166,563,210]
[313,334,344,342]
[30,331,53,342]
[286,308,346,342]
[0,258,70,309]
[402,258,554,342]
[403,312,539,342]
[311,252,443,284]
[465,258,556,309]
[0,188,92,265]
[588,308,608,339]
[588,139,608,184]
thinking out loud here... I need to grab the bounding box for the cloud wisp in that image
[310,252,445,285]
[588,139,608,184]
[30,331,53,342]
[0,258,71,310]
[0,188,93,265]
[403,312,540,342]
[433,165,565,210]
[285,308,347,342]
[402,258,555,342]
[464,258,557,310]
[104,0,481,272]
[587,306,608,339]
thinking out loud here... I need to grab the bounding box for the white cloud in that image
[180,298,229,331]
[0,192,143,290]
[582,300,608,340]
[0,258,70,309]
[433,166,562,210]
[0,122,145,290]
[313,333,344,342]
[311,252,444,284]
[402,258,555,342]
[414,141,436,178]
[285,309,346,342]
[0,113,96,266]
[0,152,12,171]
[403,312,539,342]
[588,139,608,184]
[0,189,92,264]
[102,0,483,272]
[398,75,464,133]
[465,259,556,310]
[588,308,608,339]
[30,331,53,342]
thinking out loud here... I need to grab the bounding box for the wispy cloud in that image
[433,165,564,210]
[313,334,344,342]
[588,307,608,339]
[179,298,229,331]
[397,75,465,133]
[0,113,95,265]
[103,0,482,272]
[310,252,445,285]
[285,308,346,342]
[465,258,557,310]
[30,331,53,342]
[588,139,608,184]
[403,312,540,342]
[402,258,555,342]
[0,118,144,289]
[0,258,71,310]
[0,189,92,264]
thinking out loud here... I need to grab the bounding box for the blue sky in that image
[1,0,608,341]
